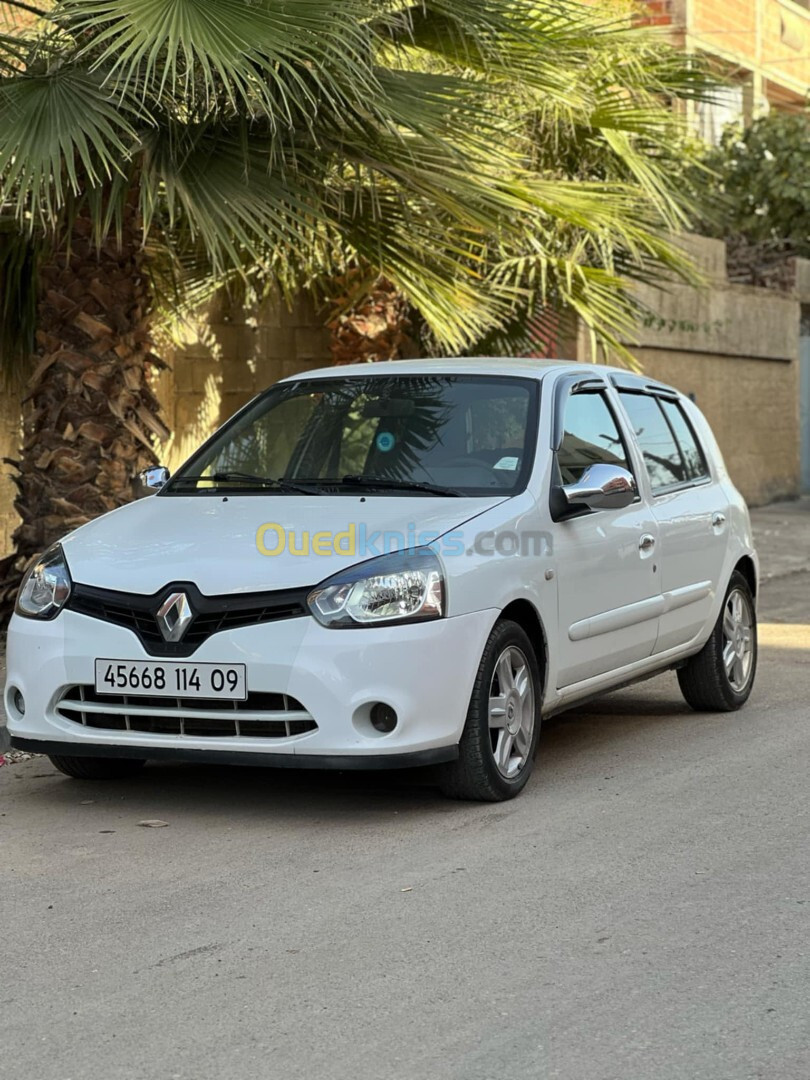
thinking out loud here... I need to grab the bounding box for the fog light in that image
[370,702,397,734]
[12,688,25,716]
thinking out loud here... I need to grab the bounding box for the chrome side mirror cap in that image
[134,465,170,498]
[562,464,636,511]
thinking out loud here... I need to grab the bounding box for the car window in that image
[558,391,632,485]
[469,393,529,452]
[169,374,539,496]
[658,399,709,481]
[618,392,688,491]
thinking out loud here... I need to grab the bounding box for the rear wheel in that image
[49,755,146,780]
[678,571,757,712]
[440,619,541,801]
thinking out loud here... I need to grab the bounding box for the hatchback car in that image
[5,359,758,801]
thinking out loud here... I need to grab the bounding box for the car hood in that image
[60,493,507,594]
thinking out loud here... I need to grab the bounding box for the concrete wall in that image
[579,235,801,506]
[155,291,331,472]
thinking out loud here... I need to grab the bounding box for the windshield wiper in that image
[171,471,324,495]
[334,475,462,497]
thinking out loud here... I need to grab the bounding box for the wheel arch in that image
[734,555,758,599]
[498,599,549,694]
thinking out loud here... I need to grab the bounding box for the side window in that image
[619,392,687,491]
[658,399,709,481]
[558,392,632,485]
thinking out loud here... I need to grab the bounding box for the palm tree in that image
[332,10,713,363]
[0,0,708,612]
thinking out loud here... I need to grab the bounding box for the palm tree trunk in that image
[0,199,169,617]
[328,275,415,365]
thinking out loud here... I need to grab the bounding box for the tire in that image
[48,755,147,780]
[440,619,542,802]
[677,571,757,712]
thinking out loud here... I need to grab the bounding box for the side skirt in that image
[542,641,706,718]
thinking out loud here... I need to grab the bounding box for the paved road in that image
[2,504,809,1080]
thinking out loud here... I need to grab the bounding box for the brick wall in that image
[653,0,810,107]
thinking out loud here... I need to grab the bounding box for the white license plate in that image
[94,659,247,700]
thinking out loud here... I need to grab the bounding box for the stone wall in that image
[579,235,802,506]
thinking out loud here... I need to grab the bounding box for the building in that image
[640,0,810,140]
[635,1,810,495]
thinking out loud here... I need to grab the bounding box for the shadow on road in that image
[3,672,724,822]
[5,632,803,824]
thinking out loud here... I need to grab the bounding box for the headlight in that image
[15,544,72,620]
[307,548,445,629]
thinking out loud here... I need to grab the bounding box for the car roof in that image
[278,356,679,397]
[280,356,573,382]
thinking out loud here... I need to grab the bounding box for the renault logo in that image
[156,591,193,642]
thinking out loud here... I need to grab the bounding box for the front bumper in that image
[5,607,496,767]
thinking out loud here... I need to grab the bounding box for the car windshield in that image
[167,374,539,497]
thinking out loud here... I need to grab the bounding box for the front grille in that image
[66,581,312,657]
[56,685,317,739]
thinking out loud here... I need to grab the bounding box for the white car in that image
[4,359,758,801]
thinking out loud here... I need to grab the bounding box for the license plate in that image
[94,659,247,700]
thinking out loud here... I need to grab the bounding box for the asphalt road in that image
[1,504,808,1080]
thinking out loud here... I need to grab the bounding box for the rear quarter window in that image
[658,399,710,481]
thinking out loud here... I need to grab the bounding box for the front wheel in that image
[49,755,147,780]
[440,620,541,801]
[677,571,757,712]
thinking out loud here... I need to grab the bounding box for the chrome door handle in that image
[712,512,726,528]
[639,534,656,552]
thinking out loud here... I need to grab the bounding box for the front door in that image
[553,386,661,688]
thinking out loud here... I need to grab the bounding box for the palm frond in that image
[0,0,719,374]
[0,64,140,222]
[62,0,381,126]
[376,0,597,106]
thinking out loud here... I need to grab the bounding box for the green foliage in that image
[692,110,810,256]
[0,0,712,367]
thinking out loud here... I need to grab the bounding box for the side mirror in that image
[134,465,170,498]
[562,464,636,512]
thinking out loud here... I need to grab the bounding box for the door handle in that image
[639,534,656,553]
[712,512,726,528]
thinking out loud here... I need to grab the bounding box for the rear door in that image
[552,378,661,688]
[614,386,728,653]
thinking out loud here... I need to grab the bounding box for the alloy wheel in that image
[722,587,755,693]
[488,645,536,778]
